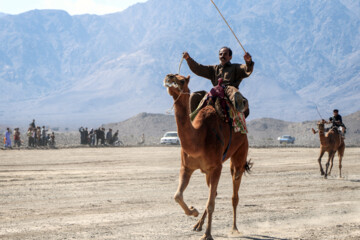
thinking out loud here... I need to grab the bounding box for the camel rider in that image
[183,47,254,115]
[326,109,346,137]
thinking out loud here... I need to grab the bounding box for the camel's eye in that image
[179,80,185,85]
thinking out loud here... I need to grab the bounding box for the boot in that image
[233,92,245,112]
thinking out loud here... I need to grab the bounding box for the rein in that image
[166,88,190,114]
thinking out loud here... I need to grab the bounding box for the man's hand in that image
[244,52,252,63]
[183,52,190,60]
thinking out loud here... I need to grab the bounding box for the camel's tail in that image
[244,159,253,175]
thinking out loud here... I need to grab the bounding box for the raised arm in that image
[183,52,215,81]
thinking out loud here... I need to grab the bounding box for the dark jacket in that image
[186,57,254,88]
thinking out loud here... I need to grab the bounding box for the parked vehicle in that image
[160,131,180,145]
[277,135,295,144]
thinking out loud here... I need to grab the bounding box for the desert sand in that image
[0,147,359,240]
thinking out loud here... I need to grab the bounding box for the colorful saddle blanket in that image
[190,94,248,134]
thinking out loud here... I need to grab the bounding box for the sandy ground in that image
[0,147,359,240]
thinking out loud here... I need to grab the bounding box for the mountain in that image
[101,110,360,147]
[0,0,359,127]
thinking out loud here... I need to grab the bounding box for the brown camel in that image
[164,74,251,240]
[312,119,345,178]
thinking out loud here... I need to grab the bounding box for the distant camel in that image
[312,119,345,178]
[164,74,251,240]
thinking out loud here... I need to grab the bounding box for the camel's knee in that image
[206,204,215,215]
[232,195,239,207]
[231,167,242,180]
[174,192,183,203]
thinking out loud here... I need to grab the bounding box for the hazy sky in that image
[0,0,148,15]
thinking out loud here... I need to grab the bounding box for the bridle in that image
[165,75,190,113]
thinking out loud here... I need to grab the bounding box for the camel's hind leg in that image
[229,147,248,234]
[174,166,199,217]
[328,152,336,176]
[338,143,345,178]
[201,165,222,240]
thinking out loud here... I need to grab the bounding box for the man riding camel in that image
[183,47,254,116]
[326,109,346,138]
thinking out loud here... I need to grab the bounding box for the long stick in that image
[315,104,323,120]
[210,0,246,54]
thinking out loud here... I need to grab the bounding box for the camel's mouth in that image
[164,74,181,90]
[164,80,179,89]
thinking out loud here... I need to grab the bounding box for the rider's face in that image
[219,48,232,65]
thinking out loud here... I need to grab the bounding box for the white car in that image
[160,131,180,145]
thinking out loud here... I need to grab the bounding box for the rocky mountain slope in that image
[0,0,359,127]
[102,110,360,147]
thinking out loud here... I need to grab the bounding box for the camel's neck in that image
[318,130,327,145]
[173,93,199,154]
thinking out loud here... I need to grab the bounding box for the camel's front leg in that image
[324,151,335,179]
[317,150,325,175]
[174,166,199,217]
[193,210,207,232]
[201,165,222,240]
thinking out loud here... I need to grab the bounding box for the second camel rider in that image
[183,47,254,116]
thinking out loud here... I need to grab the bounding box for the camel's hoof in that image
[193,220,203,232]
[200,234,213,240]
[321,172,325,176]
[190,206,199,217]
[324,175,328,179]
[231,227,241,236]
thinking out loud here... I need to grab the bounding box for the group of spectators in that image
[27,119,56,148]
[3,119,55,149]
[79,127,121,146]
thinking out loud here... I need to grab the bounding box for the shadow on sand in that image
[240,235,290,240]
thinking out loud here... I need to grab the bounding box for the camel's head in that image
[317,119,326,132]
[163,74,190,97]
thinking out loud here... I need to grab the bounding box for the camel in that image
[312,119,345,178]
[164,74,251,240]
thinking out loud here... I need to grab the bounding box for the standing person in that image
[50,132,55,147]
[79,127,85,144]
[36,127,41,147]
[27,128,33,147]
[4,128,12,148]
[106,129,113,145]
[14,128,21,148]
[111,130,119,145]
[183,47,254,115]
[100,128,106,145]
[41,126,47,146]
[84,128,89,144]
[88,128,95,146]
[32,128,37,147]
[29,119,36,129]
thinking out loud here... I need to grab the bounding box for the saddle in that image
[190,79,248,134]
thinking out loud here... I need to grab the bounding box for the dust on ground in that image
[0,147,359,240]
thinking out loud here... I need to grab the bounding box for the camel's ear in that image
[185,75,190,84]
